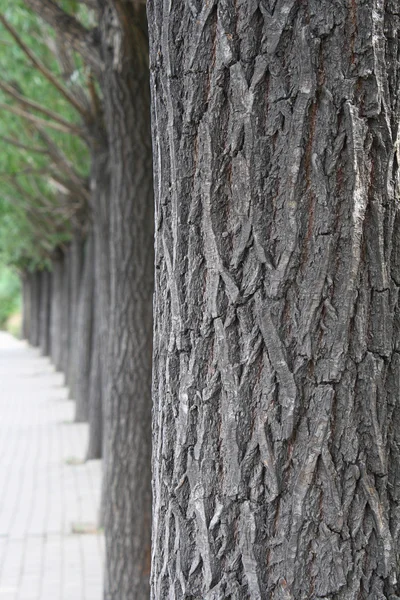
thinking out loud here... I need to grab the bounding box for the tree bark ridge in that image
[148,1,400,598]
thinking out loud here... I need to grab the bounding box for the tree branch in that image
[35,127,88,193]
[0,80,85,135]
[0,166,50,179]
[0,14,90,117]
[0,101,85,136]
[0,135,48,154]
[52,32,91,114]
[75,0,98,9]
[21,0,102,75]
[47,170,89,203]
[4,173,84,230]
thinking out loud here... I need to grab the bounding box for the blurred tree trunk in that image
[60,245,71,379]
[75,233,94,422]
[67,230,85,397]
[28,270,41,347]
[21,271,31,341]
[50,249,64,371]
[39,269,51,356]
[148,1,400,599]
[20,1,154,594]
[99,3,154,599]
[86,144,111,459]
[86,314,103,460]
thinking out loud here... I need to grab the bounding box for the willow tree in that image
[148,2,400,598]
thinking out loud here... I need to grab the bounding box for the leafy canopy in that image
[0,0,90,271]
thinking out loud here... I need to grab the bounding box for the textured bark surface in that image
[90,144,111,459]
[86,317,103,460]
[39,269,52,356]
[28,271,41,347]
[67,231,85,398]
[149,2,400,599]
[50,251,64,371]
[99,3,154,599]
[60,245,71,378]
[75,234,94,423]
[22,272,31,341]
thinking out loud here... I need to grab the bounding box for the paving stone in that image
[0,333,104,600]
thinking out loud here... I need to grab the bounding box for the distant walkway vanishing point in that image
[0,332,104,600]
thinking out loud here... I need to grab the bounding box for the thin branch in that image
[0,101,84,136]
[3,178,76,231]
[75,0,98,10]
[87,71,102,120]
[20,1,102,74]
[0,80,84,134]
[53,31,91,113]
[0,166,51,179]
[0,135,48,154]
[35,127,88,190]
[0,13,90,117]
[48,169,90,203]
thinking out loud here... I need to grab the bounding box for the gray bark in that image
[86,318,103,460]
[75,233,94,422]
[39,269,51,356]
[90,143,111,459]
[22,272,31,341]
[28,271,41,347]
[99,3,154,599]
[67,231,85,397]
[60,244,71,380]
[77,133,111,464]
[149,1,400,599]
[50,250,64,371]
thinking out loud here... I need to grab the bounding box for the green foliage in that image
[0,265,21,327]
[0,0,90,271]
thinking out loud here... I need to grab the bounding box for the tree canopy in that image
[0,0,91,273]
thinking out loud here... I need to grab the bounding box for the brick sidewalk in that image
[0,333,104,600]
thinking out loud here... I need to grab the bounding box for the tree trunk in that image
[50,250,64,371]
[28,270,41,347]
[148,2,400,599]
[22,272,31,341]
[86,317,103,460]
[60,244,71,380]
[99,4,154,599]
[74,233,94,422]
[89,143,111,461]
[67,230,85,398]
[39,269,52,356]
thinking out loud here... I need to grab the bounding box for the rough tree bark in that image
[28,270,41,347]
[99,3,154,599]
[60,245,72,379]
[148,1,400,599]
[67,231,85,397]
[86,142,111,459]
[50,249,65,371]
[86,314,103,460]
[39,269,52,356]
[21,271,31,341]
[74,233,94,422]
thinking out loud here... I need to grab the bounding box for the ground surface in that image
[0,333,104,600]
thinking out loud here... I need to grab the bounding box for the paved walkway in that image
[0,333,104,600]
